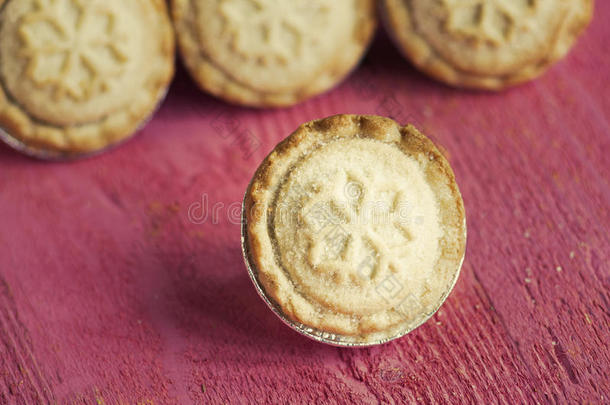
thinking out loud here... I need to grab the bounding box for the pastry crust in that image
[380,0,594,90]
[171,0,376,107]
[0,0,175,157]
[243,115,466,345]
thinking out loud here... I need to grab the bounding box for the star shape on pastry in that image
[442,0,537,46]
[219,0,328,64]
[18,0,129,101]
[300,174,414,286]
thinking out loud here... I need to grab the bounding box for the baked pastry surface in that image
[171,0,376,107]
[0,0,175,156]
[380,0,594,89]
[243,114,466,345]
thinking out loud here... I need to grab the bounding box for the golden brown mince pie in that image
[242,114,467,346]
[380,0,594,90]
[0,0,175,158]
[171,0,376,107]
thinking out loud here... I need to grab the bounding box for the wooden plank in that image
[0,2,608,403]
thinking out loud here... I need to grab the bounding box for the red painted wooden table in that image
[1,4,608,404]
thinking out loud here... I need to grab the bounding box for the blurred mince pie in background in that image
[171,0,377,107]
[380,0,594,90]
[0,0,175,158]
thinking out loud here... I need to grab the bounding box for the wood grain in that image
[0,277,54,404]
[0,2,608,404]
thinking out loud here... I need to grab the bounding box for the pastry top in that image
[244,115,466,344]
[381,0,594,89]
[0,0,174,156]
[171,0,376,107]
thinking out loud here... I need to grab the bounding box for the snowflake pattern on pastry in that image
[300,173,415,287]
[219,0,329,64]
[18,0,129,101]
[442,0,537,45]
